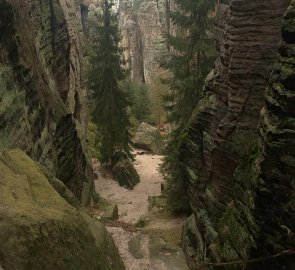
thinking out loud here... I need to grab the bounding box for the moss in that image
[49,177,81,207]
[145,227,183,247]
[148,195,167,210]
[210,149,260,269]
[97,196,112,211]
[0,149,125,270]
[86,121,100,159]
[135,215,150,228]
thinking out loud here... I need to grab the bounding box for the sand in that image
[93,151,189,270]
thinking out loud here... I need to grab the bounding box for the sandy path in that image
[94,152,163,224]
[94,151,189,270]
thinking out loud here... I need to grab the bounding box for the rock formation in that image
[0,1,127,268]
[252,1,295,267]
[113,158,140,189]
[133,122,164,154]
[0,0,93,204]
[0,149,124,270]
[119,0,170,84]
[181,0,294,269]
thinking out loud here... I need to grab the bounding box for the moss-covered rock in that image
[133,122,163,154]
[37,163,81,208]
[0,149,125,270]
[113,159,140,189]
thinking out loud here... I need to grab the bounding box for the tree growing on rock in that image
[161,0,216,214]
[88,0,133,165]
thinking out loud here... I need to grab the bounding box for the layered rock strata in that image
[181,0,293,269]
[252,1,295,268]
[0,0,92,204]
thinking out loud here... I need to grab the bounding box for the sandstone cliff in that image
[181,0,294,269]
[253,1,295,267]
[119,0,170,84]
[0,1,127,268]
[0,0,92,204]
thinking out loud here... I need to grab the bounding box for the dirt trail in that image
[94,151,189,270]
[95,153,163,224]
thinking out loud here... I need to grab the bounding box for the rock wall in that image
[0,0,92,204]
[252,1,295,268]
[0,2,127,268]
[181,0,293,269]
[119,0,170,84]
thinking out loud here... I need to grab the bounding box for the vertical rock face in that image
[119,0,170,84]
[0,0,92,202]
[253,1,295,268]
[0,3,126,268]
[181,0,292,269]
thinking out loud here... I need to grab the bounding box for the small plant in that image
[135,215,150,228]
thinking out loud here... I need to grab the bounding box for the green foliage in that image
[162,0,216,124]
[161,0,216,214]
[88,0,133,165]
[161,128,191,215]
[86,121,100,159]
[122,79,151,123]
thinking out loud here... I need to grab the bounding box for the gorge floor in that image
[94,151,189,270]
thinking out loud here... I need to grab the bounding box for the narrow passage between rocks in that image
[94,150,189,270]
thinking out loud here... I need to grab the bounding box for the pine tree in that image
[88,0,133,165]
[122,79,151,123]
[161,0,216,214]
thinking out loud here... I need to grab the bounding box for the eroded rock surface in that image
[0,0,92,203]
[252,1,295,267]
[181,0,293,269]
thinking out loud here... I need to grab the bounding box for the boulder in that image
[113,159,140,189]
[133,122,163,154]
[101,204,119,221]
[0,149,125,270]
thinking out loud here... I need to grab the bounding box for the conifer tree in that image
[88,0,133,165]
[122,79,151,122]
[161,0,216,214]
